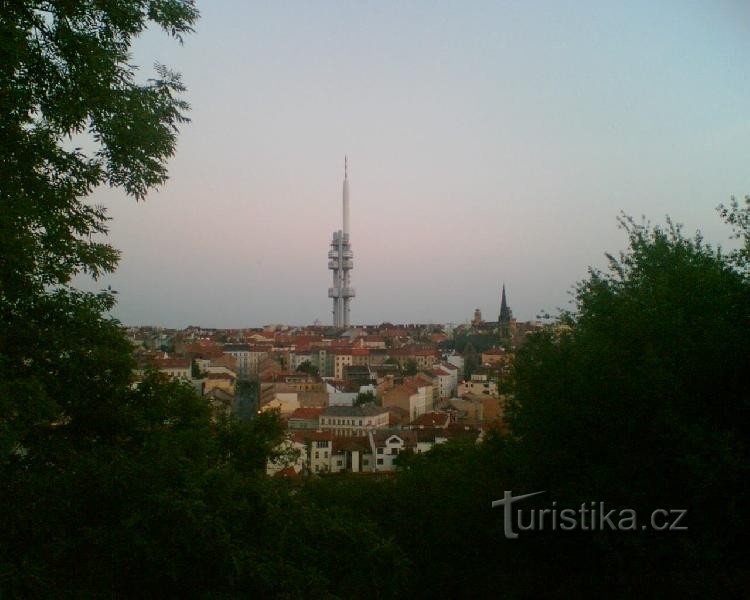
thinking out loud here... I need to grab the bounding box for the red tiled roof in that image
[153,358,191,369]
[411,412,451,428]
[288,407,324,420]
[291,430,333,443]
[332,436,370,454]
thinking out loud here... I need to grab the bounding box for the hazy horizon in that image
[77,1,750,328]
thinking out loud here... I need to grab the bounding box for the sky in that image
[80,0,750,328]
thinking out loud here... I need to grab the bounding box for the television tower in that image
[328,157,355,327]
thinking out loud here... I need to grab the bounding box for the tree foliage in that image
[0,4,411,595]
[295,359,319,376]
[403,358,418,376]
[0,0,199,461]
[502,210,750,595]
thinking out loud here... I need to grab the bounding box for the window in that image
[324,451,328,458]
[392,448,399,455]
[377,458,384,465]
[315,451,319,459]
[377,448,383,454]
[336,460,343,466]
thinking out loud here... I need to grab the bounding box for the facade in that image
[445,354,464,378]
[481,348,509,366]
[288,407,324,430]
[381,380,433,421]
[438,362,459,396]
[267,426,482,476]
[153,357,191,379]
[333,349,353,380]
[319,404,389,437]
[328,158,355,327]
[458,372,499,398]
[223,344,269,377]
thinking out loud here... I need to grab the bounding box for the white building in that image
[431,366,456,399]
[267,426,482,476]
[319,404,389,437]
[445,353,465,378]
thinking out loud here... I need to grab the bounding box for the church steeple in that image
[499,284,512,324]
[499,284,513,344]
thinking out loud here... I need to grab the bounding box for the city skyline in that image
[76,1,750,327]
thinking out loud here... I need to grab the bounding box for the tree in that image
[355,391,376,406]
[403,358,418,376]
[505,211,749,595]
[718,195,750,273]
[462,342,479,380]
[191,359,205,379]
[0,7,412,595]
[295,360,319,376]
[0,0,199,455]
[384,357,401,368]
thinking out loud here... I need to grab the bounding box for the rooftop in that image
[321,404,389,417]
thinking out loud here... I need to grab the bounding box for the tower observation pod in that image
[328,157,355,327]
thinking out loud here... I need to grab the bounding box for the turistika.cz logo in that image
[491,491,687,539]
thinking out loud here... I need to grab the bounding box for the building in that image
[268,425,482,475]
[410,411,451,429]
[343,364,372,390]
[388,345,440,370]
[458,372,499,398]
[152,357,191,380]
[288,407,324,431]
[319,404,389,437]
[481,347,509,366]
[223,344,269,377]
[381,379,433,421]
[333,349,353,380]
[445,353,464,378]
[328,157,355,327]
[260,392,300,415]
[430,367,454,399]
[447,396,484,424]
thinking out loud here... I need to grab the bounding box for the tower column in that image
[327,157,355,328]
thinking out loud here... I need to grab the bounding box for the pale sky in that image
[81,1,750,327]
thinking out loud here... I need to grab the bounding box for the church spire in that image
[499,284,512,323]
[499,283,513,343]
